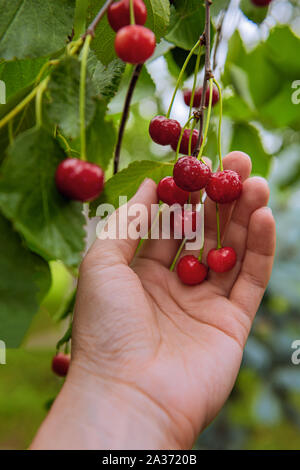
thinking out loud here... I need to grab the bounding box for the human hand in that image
[31,152,276,450]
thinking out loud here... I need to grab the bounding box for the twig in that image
[193,0,213,157]
[114,64,143,174]
[82,0,114,39]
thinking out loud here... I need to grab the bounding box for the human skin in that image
[31,152,276,450]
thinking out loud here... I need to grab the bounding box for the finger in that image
[204,151,252,243]
[138,159,212,267]
[207,177,270,295]
[87,178,158,267]
[229,206,276,320]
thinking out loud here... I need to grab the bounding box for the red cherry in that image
[251,0,272,6]
[183,86,219,108]
[207,247,237,273]
[177,255,208,286]
[55,158,104,202]
[172,209,198,239]
[205,86,219,107]
[206,170,242,204]
[171,129,200,155]
[149,116,181,146]
[157,176,189,206]
[173,156,211,192]
[52,353,70,377]
[183,88,202,108]
[107,0,147,32]
[115,25,155,64]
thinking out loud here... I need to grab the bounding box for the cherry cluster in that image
[156,157,241,285]
[108,0,156,64]
[183,85,219,109]
[149,90,242,286]
[149,115,200,155]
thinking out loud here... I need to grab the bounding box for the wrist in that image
[32,362,182,450]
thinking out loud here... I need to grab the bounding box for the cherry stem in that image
[188,118,197,155]
[114,63,143,174]
[35,77,49,128]
[213,78,223,171]
[197,77,213,160]
[174,114,195,162]
[193,0,212,156]
[80,34,92,161]
[166,39,201,119]
[188,44,202,122]
[82,0,114,39]
[216,203,222,249]
[198,246,204,262]
[170,238,187,272]
[0,79,49,131]
[129,0,135,25]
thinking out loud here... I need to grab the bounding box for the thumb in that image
[86,178,158,267]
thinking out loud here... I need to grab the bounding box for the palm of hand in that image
[72,152,275,448]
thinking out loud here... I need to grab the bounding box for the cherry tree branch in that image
[193,0,213,157]
[82,0,114,39]
[114,64,143,174]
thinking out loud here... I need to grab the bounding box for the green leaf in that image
[90,160,173,216]
[72,99,116,170]
[0,85,36,161]
[265,26,300,79]
[260,84,300,130]
[223,31,281,108]
[88,0,170,65]
[44,57,96,139]
[0,128,86,267]
[0,57,46,100]
[166,0,208,51]
[87,51,125,102]
[144,0,170,40]
[74,0,89,38]
[210,0,230,16]
[223,95,255,123]
[230,123,271,177]
[0,0,75,60]
[240,0,269,24]
[0,213,51,347]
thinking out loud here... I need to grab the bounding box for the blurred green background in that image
[1,0,300,450]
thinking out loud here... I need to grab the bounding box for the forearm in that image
[30,365,180,450]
